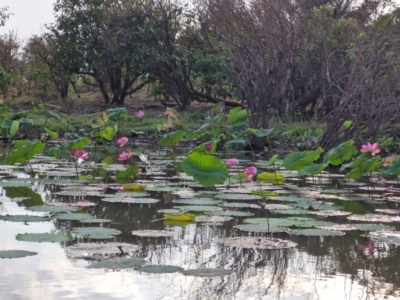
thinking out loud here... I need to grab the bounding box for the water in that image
[1,165,400,299]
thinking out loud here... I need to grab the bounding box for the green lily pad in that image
[269,196,311,202]
[72,227,121,239]
[157,209,182,214]
[131,230,174,237]
[145,186,192,192]
[0,215,51,222]
[174,198,223,206]
[235,224,288,233]
[195,216,233,223]
[289,229,345,236]
[207,211,254,217]
[308,210,352,217]
[88,258,146,269]
[369,231,400,245]
[16,233,73,242]
[181,268,233,277]
[53,213,95,221]
[101,197,159,204]
[28,205,77,213]
[219,237,297,249]
[109,192,149,198]
[46,171,78,177]
[347,214,400,223]
[67,243,140,257]
[0,250,38,259]
[0,182,33,187]
[80,219,112,224]
[219,202,259,209]
[181,153,229,187]
[351,223,395,231]
[173,205,222,212]
[243,217,333,228]
[215,194,262,201]
[136,265,184,274]
[270,209,311,215]
[4,140,45,165]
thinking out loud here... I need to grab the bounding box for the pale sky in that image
[0,0,56,40]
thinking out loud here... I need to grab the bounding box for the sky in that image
[0,0,56,40]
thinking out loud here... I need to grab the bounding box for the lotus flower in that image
[379,178,387,185]
[117,136,128,147]
[118,150,133,161]
[205,143,212,151]
[360,142,381,156]
[243,166,257,176]
[136,110,144,118]
[70,149,89,160]
[226,158,239,167]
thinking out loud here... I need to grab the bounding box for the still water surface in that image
[1,168,400,300]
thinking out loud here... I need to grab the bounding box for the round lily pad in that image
[172,205,222,212]
[215,194,262,201]
[235,224,288,233]
[289,229,345,236]
[28,205,77,213]
[136,265,184,274]
[174,198,223,206]
[16,233,73,242]
[181,268,233,277]
[0,215,51,222]
[374,209,400,215]
[347,214,400,223]
[80,219,111,224]
[351,223,395,231]
[219,202,259,208]
[243,217,333,228]
[109,192,150,197]
[131,230,174,237]
[308,210,352,217]
[145,186,192,192]
[207,211,254,217]
[69,201,97,207]
[53,213,95,221]
[0,250,38,259]
[269,196,311,202]
[72,227,121,239]
[219,237,298,249]
[67,243,140,257]
[195,216,233,223]
[270,209,311,215]
[101,197,159,204]
[369,231,400,245]
[88,258,146,269]
[157,209,182,214]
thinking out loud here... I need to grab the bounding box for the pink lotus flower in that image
[226,158,239,167]
[387,185,393,191]
[117,137,128,147]
[205,143,212,151]
[70,149,89,160]
[370,177,378,183]
[136,110,144,118]
[246,175,254,182]
[243,166,257,176]
[379,178,387,185]
[118,150,133,161]
[360,142,381,156]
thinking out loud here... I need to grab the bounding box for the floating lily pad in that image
[243,217,333,228]
[80,219,111,224]
[270,209,311,215]
[374,209,400,215]
[308,210,352,217]
[347,214,400,223]
[67,243,140,257]
[88,258,146,269]
[69,201,97,207]
[289,229,345,236]
[219,202,259,209]
[136,265,184,274]
[54,190,103,196]
[219,237,297,249]
[46,171,77,177]
[195,216,233,223]
[131,230,174,237]
[207,211,254,217]
[291,200,343,211]
[351,223,395,231]
[235,224,288,233]
[101,197,159,204]
[157,209,182,214]
[172,205,222,212]
[72,227,121,239]
[174,198,223,206]
[215,194,262,201]
[322,189,349,194]
[369,231,400,245]
[16,233,73,242]
[109,192,149,198]
[269,196,311,202]
[53,213,95,221]
[0,182,33,187]
[28,205,77,213]
[0,215,51,222]
[0,250,38,259]
[181,268,233,277]
[145,186,192,192]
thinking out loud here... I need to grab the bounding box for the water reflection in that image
[1,178,400,299]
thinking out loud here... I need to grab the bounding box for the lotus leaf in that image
[283,147,324,170]
[4,140,45,165]
[72,227,121,239]
[243,217,333,228]
[348,214,400,223]
[235,224,288,233]
[0,250,38,259]
[216,194,262,201]
[88,258,146,269]
[53,213,95,221]
[47,137,90,156]
[160,130,184,147]
[136,265,184,274]
[181,268,233,277]
[0,182,33,187]
[271,209,311,215]
[67,243,140,257]
[351,223,395,231]
[369,231,400,245]
[172,205,222,212]
[257,172,285,184]
[174,198,223,206]
[382,157,400,177]
[145,186,191,192]
[195,216,233,223]
[28,205,77,213]
[16,233,73,242]
[227,107,248,124]
[131,230,174,237]
[181,153,228,187]
[323,141,357,166]
[219,237,297,249]
[80,219,111,223]
[157,209,182,214]
[207,211,254,217]
[0,215,51,222]
[101,197,159,204]
[290,229,345,236]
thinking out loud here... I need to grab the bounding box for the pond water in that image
[1,154,400,300]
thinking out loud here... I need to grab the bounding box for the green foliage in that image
[264,154,279,168]
[47,137,90,156]
[116,166,139,180]
[257,172,285,184]
[283,147,324,170]
[106,107,128,121]
[248,128,273,138]
[227,107,249,124]
[4,140,45,165]
[181,153,228,187]
[340,153,381,179]
[160,130,184,147]
[323,140,357,166]
[382,157,400,177]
